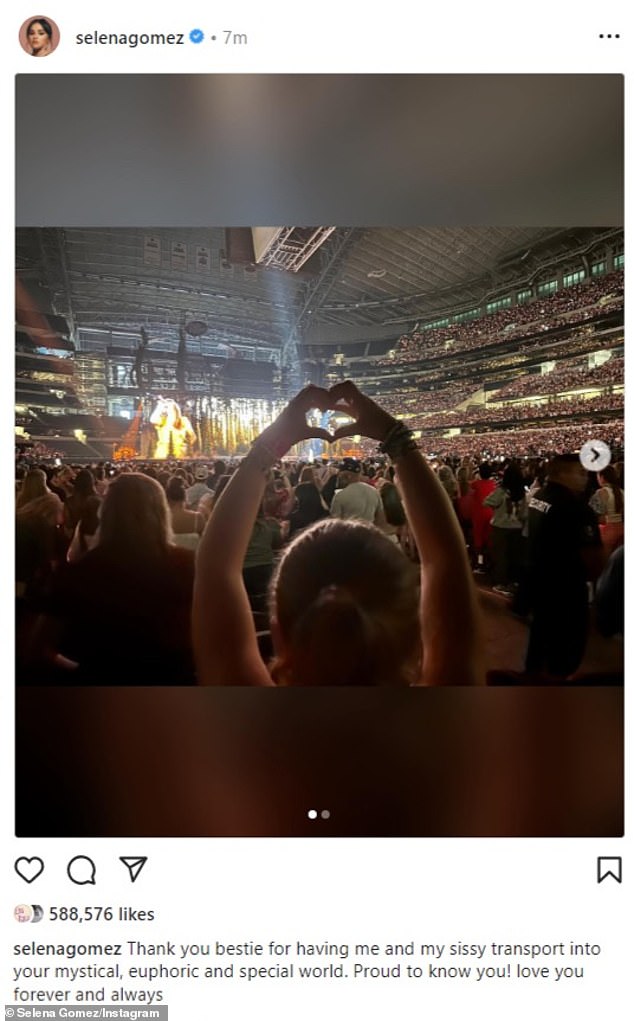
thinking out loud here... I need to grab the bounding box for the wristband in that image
[378,421,418,461]
[248,435,288,471]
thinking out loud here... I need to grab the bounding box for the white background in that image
[2,2,630,1018]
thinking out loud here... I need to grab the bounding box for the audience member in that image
[524,455,601,679]
[192,383,483,686]
[32,474,196,684]
[469,464,496,572]
[589,465,624,556]
[288,482,329,538]
[166,477,204,550]
[16,469,64,600]
[330,460,386,526]
[67,495,101,562]
[185,465,210,508]
[484,464,527,595]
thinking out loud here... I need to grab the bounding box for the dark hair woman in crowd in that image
[193,382,483,686]
[165,476,204,549]
[67,495,101,562]
[320,468,339,508]
[63,468,97,541]
[208,460,227,491]
[241,493,285,612]
[483,463,527,594]
[379,480,407,547]
[288,481,329,538]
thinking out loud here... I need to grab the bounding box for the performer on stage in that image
[150,398,196,459]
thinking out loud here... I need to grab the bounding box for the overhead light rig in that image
[255,227,336,273]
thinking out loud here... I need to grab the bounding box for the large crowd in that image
[15,262,625,689]
[378,270,623,366]
[357,351,623,437]
[375,323,613,384]
[494,356,623,400]
[493,324,605,361]
[16,381,623,688]
[406,392,624,432]
[364,335,621,426]
[374,381,478,414]
[422,421,624,460]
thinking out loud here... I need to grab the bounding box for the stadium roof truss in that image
[16,226,621,365]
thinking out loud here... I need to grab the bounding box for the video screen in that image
[14,75,624,837]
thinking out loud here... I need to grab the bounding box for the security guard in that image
[525,454,601,678]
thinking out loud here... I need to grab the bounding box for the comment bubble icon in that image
[67,855,97,885]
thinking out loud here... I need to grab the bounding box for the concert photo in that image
[15,224,624,836]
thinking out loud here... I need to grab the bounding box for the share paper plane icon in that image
[119,856,148,883]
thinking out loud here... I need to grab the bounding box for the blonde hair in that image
[16,469,49,509]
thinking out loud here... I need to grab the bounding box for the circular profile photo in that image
[14,904,34,923]
[19,16,60,57]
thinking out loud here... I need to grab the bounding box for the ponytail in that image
[269,519,422,686]
[275,585,376,686]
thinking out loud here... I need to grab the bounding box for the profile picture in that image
[14,904,33,923]
[19,16,60,57]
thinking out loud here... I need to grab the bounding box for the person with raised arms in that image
[193,382,483,686]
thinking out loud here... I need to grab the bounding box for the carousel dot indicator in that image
[307,809,317,820]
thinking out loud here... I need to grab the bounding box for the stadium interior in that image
[16,226,623,462]
[15,226,624,685]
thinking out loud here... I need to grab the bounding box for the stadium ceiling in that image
[15,226,619,358]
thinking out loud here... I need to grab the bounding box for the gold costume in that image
[150,399,196,459]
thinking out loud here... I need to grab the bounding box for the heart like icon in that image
[15,856,45,883]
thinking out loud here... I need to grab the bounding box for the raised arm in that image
[330,381,484,685]
[192,386,332,686]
